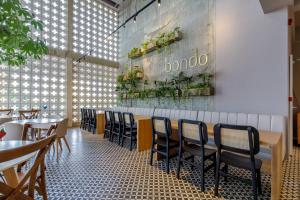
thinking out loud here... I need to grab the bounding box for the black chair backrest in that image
[80,108,84,121]
[83,108,88,121]
[178,119,208,146]
[214,123,260,156]
[104,110,111,123]
[123,112,135,128]
[92,109,96,122]
[113,111,123,124]
[151,116,172,138]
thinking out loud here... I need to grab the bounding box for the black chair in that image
[104,110,112,138]
[150,116,179,174]
[177,119,216,192]
[121,112,137,151]
[214,123,262,200]
[84,108,90,131]
[89,109,97,134]
[111,111,123,145]
[80,108,85,129]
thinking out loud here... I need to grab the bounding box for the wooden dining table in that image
[9,118,64,126]
[8,118,64,140]
[96,114,283,200]
[0,140,35,187]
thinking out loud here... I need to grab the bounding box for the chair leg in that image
[224,164,228,182]
[130,135,133,151]
[166,146,170,174]
[56,139,59,160]
[251,169,258,200]
[176,148,182,179]
[40,162,48,200]
[58,139,63,151]
[257,169,262,195]
[121,133,125,147]
[214,155,221,197]
[190,155,195,171]
[201,160,205,192]
[150,142,154,166]
[62,136,71,153]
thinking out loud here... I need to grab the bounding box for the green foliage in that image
[0,0,48,66]
[128,47,141,58]
[128,27,182,59]
[117,69,214,100]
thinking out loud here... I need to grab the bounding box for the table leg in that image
[3,167,19,188]
[137,118,152,152]
[271,135,282,200]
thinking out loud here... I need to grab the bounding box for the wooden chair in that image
[121,112,137,151]
[214,123,262,200]
[176,119,216,191]
[54,119,70,160]
[0,109,13,117]
[150,116,179,174]
[0,134,56,200]
[19,109,40,120]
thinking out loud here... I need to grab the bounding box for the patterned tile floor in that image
[38,128,299,200]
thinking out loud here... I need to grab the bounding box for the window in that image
[72,61,117,122]
[73,0,118,61]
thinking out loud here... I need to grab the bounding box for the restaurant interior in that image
[0,0,300,199]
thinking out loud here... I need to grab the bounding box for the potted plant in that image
[128,47,142,59]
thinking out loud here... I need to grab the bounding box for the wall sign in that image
[164,48,208,73]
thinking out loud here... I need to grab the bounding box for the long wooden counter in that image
[96,114,283,200]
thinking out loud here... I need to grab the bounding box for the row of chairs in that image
[104,110,262,200]
[151,117,262,200]
[80,108,97,134]
[104,111,137,151]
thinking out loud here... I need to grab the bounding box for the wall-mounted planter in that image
[142,43,157,54]
[199,87,214,96]
[128,48,142,59]
[182,87,214,97]
[128,28,183,60]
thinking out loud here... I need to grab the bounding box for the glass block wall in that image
[22,0,68,50]
[0,56,67,118]
[73,0,118,61]
[72,61,117,122]
[0,0,118,121]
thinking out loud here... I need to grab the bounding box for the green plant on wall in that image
[0,0,48,66]
[128,47,141,58]
[198,73,214,87]
[128,27,183,59]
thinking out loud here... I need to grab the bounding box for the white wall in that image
[215,0,289,117]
